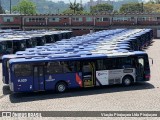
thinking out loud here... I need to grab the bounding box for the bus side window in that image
[34,67,38,76]
[119,57,133,69]
[62,61,81,73]
[82,62,91,73]
[105,59,117,70]
[46,62,63,74]
[96,59,106,70]
[76,61,81,72]
[14,64,33,77]
[62,62,73,73]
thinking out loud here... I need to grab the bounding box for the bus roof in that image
[9,51,147,64]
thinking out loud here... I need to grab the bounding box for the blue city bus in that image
[0,38,14,56]
[0,37,27,54]
[8,51,151,93]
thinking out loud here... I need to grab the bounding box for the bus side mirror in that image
[149,57,153,65]
[12,65,14,72]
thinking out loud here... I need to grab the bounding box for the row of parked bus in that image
[0,29,72,58]
[2,28,153,93]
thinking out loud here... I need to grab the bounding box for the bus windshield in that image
[54,34,62,41]
[31,38,37,47]
[13,40,26,53]
[6,41,12,49]
[26,39,33,48]
[0,42,7,53]
[41,37,46,45]
[36,36,46,46]
[20,40,26,50]
[45,35,55,43]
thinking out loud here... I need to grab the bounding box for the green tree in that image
[69,0,83,14]
[148,0,156,4]
[119,3,143,13]
[12,0,36,14]
[149,0,160,4]
[63,9,89,14]
[144,3,160,12]
[90,4,113,14]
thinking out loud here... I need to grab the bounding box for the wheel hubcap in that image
[125,79,131,85]
[58,84,65,92]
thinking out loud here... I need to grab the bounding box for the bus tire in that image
[122,76,133,86]
[55,82,67,93]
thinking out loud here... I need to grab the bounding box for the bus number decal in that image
[18,79,27,83]
[46,75,55,82]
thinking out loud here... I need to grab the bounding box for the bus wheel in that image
[55,82,67,93]
[122,76,133,86]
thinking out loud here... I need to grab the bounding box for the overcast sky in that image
[50,0,149,3]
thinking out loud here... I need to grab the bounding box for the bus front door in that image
[33,66,45,91]
[82,62,95,87]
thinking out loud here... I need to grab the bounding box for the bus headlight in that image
[2,76,5,83]
[9,82,14,91]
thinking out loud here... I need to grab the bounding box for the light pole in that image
[141,2,144,13]
[10,0,11,14]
